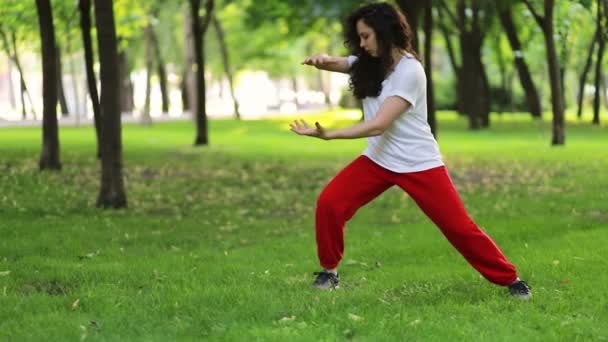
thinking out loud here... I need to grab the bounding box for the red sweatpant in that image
[316,155,518,286]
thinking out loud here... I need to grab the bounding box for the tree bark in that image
[79,0,102,157]
[64,36,81,126]
[603,73,608,109]
[55,44,69,117]
[437,1,465,114]
[149,18,169,114]
[457,0,489,129]
[12,32,37,120]
[523,0,565,145]
[94,0,127,208]
[6,55,16,109]
[190,0,214,146]
[141,24,154,125]
[577,30,598,119]
[181,69,190,112]
[498,7,542,118]
[291,74,300,110]
[118,50,134,115]
[424,0,437,137]
[182,6,194,113]
[212,14,241,119]
[68,49,81,127]
[593,0,607,125]
[0,28,35,120]
[36,0,62,171]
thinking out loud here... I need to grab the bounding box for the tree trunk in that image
[190,0,214,146]
[12,32,37,120]
[437,3,464,113]
[118,50,134,115]
[212,14,241,119]
[141,24,154,125]
[182,6,194,114]
[6,56,16,109]
[524,0,565,145]
[0,29,35,120]
[317,71,332,108]
[458,2,488,131]
[55,44,69,117]
[36,0,61,171]
[498,7,542,118]
[149,20,169,114]
[480,57,491,127]
[577,30,597,119]
[543,6,565,144]
[603,73,608,109]
[79,0,102,157]
[291,74,300,110]
[94,0,127,208]
[495,34,507,115]
[64,37,81,126]
[181,69,190,112]
[593,0,606,125]
[68,50,81,127]
[424,0,437,137]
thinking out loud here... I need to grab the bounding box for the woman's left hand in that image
[290,119,329,140]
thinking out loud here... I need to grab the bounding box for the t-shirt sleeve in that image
[347,55,358,68]
[385,61,426,108]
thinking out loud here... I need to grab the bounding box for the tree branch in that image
[200,0,215,34]
[438,0,460,29]
[522,0,544,27]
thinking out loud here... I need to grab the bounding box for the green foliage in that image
[0,0,40,49]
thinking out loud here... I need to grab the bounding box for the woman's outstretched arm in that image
[302,53,351,74]
[290,96,411,140]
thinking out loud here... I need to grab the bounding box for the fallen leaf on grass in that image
[72,298,80,311]
[409,319,421,326]
[0,271,10,276]
[278,316,296,323]
[348,313,364,321]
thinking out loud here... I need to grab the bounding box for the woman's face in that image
[356,19,378,57]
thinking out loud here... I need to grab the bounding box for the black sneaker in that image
[313,271,340,290]
[508,280,532,300]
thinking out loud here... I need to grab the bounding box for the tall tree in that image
[78,0,102,157]
[0,28,36,120]
[395,0,437,136]
[593,0,607,124]
[94,0,127,208]
[189,0,214,146]
[423,1,437,137]
[141,23,155,125]
[498,4,542,118]
[212,14,241,120]
[36,0,61,170]
[438,0,492,129]
[149,12,170,114]
[577,30,598,118]
[522,0,566,145]
[55,44,69,117]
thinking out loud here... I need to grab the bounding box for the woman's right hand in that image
[302,54,350,73]
[302,53,335,69]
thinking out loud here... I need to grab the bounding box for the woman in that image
[291,2,531,299]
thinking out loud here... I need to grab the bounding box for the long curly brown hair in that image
[344,2,418,99]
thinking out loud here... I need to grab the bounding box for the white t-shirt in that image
[347,54,443,173]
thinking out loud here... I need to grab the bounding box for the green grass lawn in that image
[1,111,607,341]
